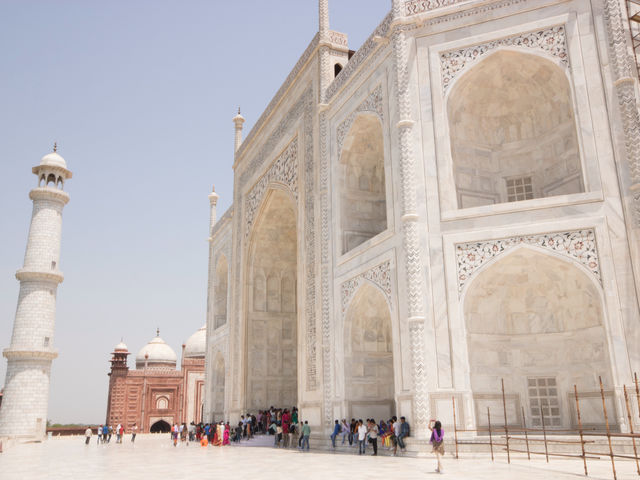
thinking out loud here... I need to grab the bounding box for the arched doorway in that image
[464,248,612,428]
[448,50,583,209]
[339,113,387,254]
[246,188,298,411]
[344,282,395,420]
[150,420,171,433]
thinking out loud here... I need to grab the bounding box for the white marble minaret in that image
[0,145,72,441]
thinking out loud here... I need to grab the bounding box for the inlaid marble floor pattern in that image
[0,434,637,479]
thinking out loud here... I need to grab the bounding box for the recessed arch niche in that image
[339,113,387,254]
[215,254,228,329]
[464,248,612,428]
[213,352,225,419]
[448,50,583,209]
[344,282,395,420]
[246,188,298,411]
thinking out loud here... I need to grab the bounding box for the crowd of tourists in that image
[82,407,446,472]
[329,416,410,456]
[84,423,137,445]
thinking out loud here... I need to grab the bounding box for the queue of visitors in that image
[329,416,410,456]
[84,406,444,470]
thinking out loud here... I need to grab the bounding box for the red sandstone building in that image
[105,327,205,433]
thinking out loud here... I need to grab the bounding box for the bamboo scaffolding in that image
[452,396,459,459]
[444,377,640,480]
[599,376,617,480]
[501,379,510,464]
[487,406,494,461]
[521,406,530,460]
[575,384,588,476]
[540,401,549,463]
[623,385,640,476]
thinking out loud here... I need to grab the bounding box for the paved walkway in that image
[0,434,638,479]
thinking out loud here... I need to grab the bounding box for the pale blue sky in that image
[0,1,390,424]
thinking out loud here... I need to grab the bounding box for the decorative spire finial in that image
[156,327,160,337]
[53,142,57,153]
[212,184,215,193]
[238,107,241,115]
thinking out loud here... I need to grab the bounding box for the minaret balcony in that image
[29,187,70,205]
[15,268,64,284]
[3,348,58,361]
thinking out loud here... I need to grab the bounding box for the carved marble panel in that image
[456,229,601,294]
[244,137,298,239]
[440,25,569,91]
[341,261,392,316]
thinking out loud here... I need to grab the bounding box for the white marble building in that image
[204,0,640,439]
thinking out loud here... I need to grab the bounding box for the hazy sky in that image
[0,1,390,424]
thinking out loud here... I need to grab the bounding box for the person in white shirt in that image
[84,426,92,445]
[357,420,367,455]
[392,417,401,455]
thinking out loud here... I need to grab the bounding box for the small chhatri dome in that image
[183,324,206,358]
[114,340,128,352]
[40,143,67,168]
[135,330,177,369]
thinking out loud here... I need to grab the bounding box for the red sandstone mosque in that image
[105,327,205,433]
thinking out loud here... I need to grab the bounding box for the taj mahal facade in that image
[2,0,640,445]
[203,0,640,441]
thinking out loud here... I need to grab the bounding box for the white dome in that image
[184,325,206,358]
[114,341,128,352]
[136,334,177,369]
[40,151,67,168]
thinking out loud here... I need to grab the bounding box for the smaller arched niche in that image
[215,255,228,329]
[345,282,395,420]
[448,51,583,209]
[156,396,169,410]
[213,353,225,417]
[339,114,387,254]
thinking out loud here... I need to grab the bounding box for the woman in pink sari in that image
[223,422,230,445]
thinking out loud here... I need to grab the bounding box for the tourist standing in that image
[102,424,109,443]
[84,426,92,445]
[131,423,137,443]
[368,419,379,456]
[429,419,445,473]
[340,419,349,445]
[116,423,122,443]
[330,419,340,448]
[107,425,113,443]
[300,421,310,451]
[97,424,103,444]
[398,416,410,452]
[392,417,401,455]
[357,420,367,455]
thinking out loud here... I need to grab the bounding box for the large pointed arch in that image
[245,187,298,411]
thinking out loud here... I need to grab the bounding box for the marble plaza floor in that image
[0,434,638,480]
